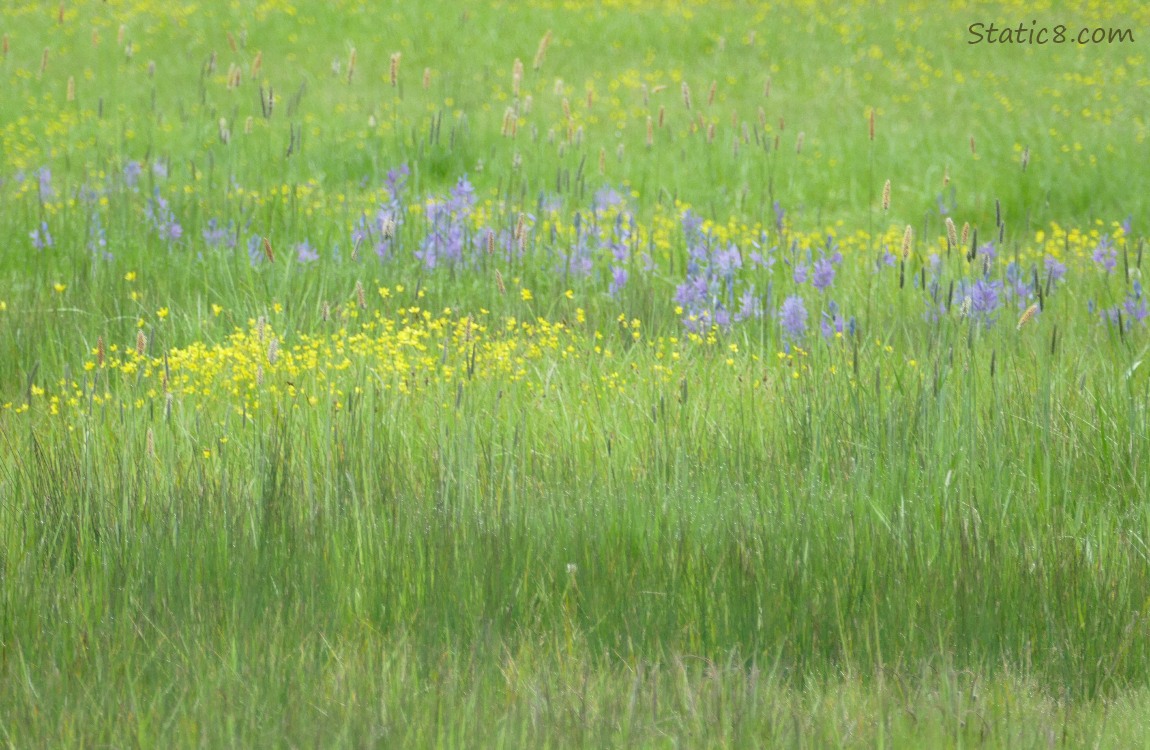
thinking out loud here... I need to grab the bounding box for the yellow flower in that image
[53,283,66,293]
[520,288,533,302]
[564,289,574,300]
[124,271,137,282]
[211,304,223,317]
[157,307,169,319]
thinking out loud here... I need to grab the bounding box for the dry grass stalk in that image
[533,30,552,70]
[1017,303,1039,330]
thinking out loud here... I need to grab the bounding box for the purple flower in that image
[87,213,111,261]
[152,161,168,179]
[1092,236,1117,273]
[124,161,142,189]
[448,175,476,212]
[734,288,762,322]
[879,249,897,268]
[145,190,183,244]
[977,242,997,267]
[296,240,319,263]
[1044,255,1067,287]
[594,187,623,212]
[779,295,807,341]
[30,221,53,250]
[385,164,409,203]
[714,244,742,277]
[961,278,1004,327]
[811,257,835,291]
[674,276,708,308]
[1122,281,1147,324]
[247,235,266,266]
[793,264,809,285]
[609,266,628,297]
[681,209,704,245]
[37,167,53,201]
[202,219,235,249]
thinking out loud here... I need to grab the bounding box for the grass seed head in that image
[389,52,400,87]
[882,179,891,211]
[1017,303,1039,330]
[681,80,691,110]
[946,217,958,248]
[533,29,552,70]
[902,225,913,260]
[136,330,147,357]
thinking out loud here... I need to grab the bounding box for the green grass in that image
[2,0,1150,746]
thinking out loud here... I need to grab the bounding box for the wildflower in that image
[811,257,835,291]
[779,295,807,341]
[30,222,54,250]
[37,167,53,202]
[734,288,762,322]
[1091,235,1117,273]
[295,240,319,263]
[1044,255,1067,287]
[202,219,236,249]
[609,267,628,297]
[123,160,142,189]
[145,190,183,243]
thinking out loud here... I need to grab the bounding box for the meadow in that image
[2,1,1150,746]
